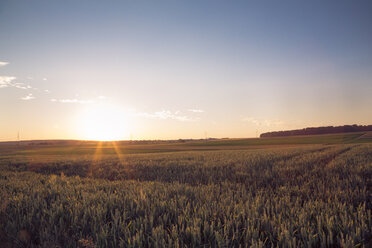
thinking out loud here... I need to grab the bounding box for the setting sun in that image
[78,104,131,141]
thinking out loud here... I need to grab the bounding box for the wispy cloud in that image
[0,62,9,67]
[242,117,285,127]
[20,93,35,100]
[0,76,34,89]
[1,64,48,97]
[0,76,16,88]
[50,95,106,104]
[188,109,204,113]
[50,98,93,104]
[136,110,196,122]
[14,83,32,89]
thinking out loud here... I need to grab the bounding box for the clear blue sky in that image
[1,0,372,140]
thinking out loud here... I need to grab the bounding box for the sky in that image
[1,0,372,141]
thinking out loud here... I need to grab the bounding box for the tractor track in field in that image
[318,145,358,168]
[271,146,333,164]
[277,145,357,169]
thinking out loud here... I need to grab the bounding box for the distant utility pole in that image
[204,131,208,141]
[17,130,20,145]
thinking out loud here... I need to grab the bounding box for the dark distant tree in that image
[260,124,372,138]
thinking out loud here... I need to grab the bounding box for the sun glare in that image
[78,104,130,141]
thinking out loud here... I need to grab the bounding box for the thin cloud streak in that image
[188,109,204,113]
[136,110,196,122]
[20,93,35,100]
[242,117,285,127]
[50,98,93,104]
[0,62,9,67]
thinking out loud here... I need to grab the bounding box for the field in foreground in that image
[0,142,371,247]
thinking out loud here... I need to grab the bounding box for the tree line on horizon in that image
[260,124,372,138]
